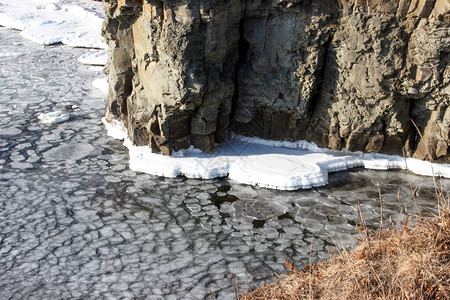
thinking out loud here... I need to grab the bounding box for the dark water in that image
[0,27,448,299]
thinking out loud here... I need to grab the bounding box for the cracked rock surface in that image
[103,0,450,161]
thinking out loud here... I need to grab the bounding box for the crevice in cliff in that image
[406,99,420,155]
[229,9,249,130]
[439,51,449,83]
[400,37,413,81]
[307,35,333,119]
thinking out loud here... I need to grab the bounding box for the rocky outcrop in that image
[102,0,450,161]
[307,0,450,161]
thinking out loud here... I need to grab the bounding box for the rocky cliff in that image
[102,0,450,161]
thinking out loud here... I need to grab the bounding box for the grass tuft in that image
[240,190,450,299]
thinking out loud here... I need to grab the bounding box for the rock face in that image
[102,0,450,161]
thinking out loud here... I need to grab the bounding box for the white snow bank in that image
[103,119,450,190]
[0,0,106,49]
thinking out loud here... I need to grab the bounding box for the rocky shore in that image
[102,0,449,161]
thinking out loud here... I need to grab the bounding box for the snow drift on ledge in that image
[103,118,450,191]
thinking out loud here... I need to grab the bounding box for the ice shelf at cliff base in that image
[103,118,450,191]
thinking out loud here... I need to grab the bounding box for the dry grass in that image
[240,193,450,300]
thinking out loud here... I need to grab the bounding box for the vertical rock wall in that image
[307,0,450,161]
[103,0,243,154]
[102,0,450,161]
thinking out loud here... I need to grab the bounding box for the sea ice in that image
[103,118,450,191]
[0,50,21,58]
[11,161,34,169]
[0,0,105,49]
[38,111,70,124]
[1,127,22,136]
[101,117,128,141]
[43,142,94,161]
[92,77,108,95]
[0,0,107,95]
[78,50,108,66]
[2,10,450,300]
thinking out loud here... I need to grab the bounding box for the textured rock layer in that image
[102,0,450,161]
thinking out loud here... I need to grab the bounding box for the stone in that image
[102,0,450,162]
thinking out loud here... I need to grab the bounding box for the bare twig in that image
[377,179,383,237]
[402,215,410,231]
[231,274,239,300]
[402,147,422,217]
[308,234,315,300]
[356,194,367,237]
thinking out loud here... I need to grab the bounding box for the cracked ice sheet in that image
[0,0,106,49]
[103,120,450,191]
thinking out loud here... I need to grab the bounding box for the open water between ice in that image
[1,27,449,299]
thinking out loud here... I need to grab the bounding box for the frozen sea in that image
[1,27,449,299]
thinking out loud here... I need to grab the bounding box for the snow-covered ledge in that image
[102,118,450,191]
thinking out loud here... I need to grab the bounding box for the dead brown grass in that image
[240,196,450,300]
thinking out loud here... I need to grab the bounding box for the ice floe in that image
[38,111,70,124]
[103,119,450,190]
[78,49,108,66]
[1,127,22,136]
[0,0,107,95]
[0,0,106,49]
[43,142,94,161]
